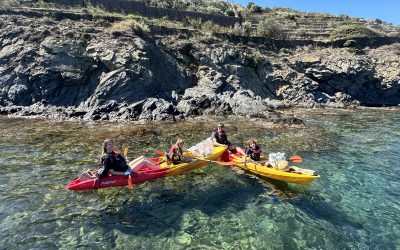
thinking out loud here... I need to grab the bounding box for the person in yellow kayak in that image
[97,139,158,178]
[244,139,262,161]
[168,139,192,164]
[211,123,244,154]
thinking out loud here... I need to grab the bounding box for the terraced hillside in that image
[1,0,399,41]
[245,10,400,40]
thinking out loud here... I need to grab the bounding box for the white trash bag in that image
[188,138,214,156]
[268,152,286,169]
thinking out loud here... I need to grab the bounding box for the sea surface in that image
[0,108,399,249]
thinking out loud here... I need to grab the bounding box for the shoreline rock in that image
[0,9,399,123]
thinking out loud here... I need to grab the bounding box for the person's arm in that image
[211,137,223,146]
[98,156,110,178]
[178,148,184,159]
[108,169,126,175]
[179,148,193,162]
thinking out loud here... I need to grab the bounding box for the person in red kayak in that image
[211,123,245,154]
[168,139,192,164]
[97,139,158,178]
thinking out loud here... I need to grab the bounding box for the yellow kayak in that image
[156,146,227,177]
[229,154,319,185]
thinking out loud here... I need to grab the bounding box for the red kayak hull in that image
[67,168,168,190]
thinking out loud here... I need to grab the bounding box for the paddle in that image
[155,150,166,156]
[123,145,134,190]
[154,150,235,166]
[218,155,304,166]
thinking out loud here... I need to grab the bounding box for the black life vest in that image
[98,151,128,178]
[245,146,261,161]
[212,128,229,145]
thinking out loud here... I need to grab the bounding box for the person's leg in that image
[264,161,271,167]
[235,147,246,155]
[130,156,160,171]
[128,156,146,167]
[141,158,159,169]
[131,161,146,171]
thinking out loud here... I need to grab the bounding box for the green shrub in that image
[272,7,295,13]
[245,53,264,69]
[314,13,329,19]
[246,2,255,9]
[257,18,285,39]
[200,20,229,34]
[338,14,350,20]
[330,24,381,40]
[249,4,263,14]
[285,14,296,21]
[225,9,235,16]
[263,7,272,13]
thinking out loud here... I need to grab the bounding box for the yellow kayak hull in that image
[159,146,227,177]
[231,156,319,185]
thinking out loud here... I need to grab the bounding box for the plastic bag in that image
[268,152,286,167]
[188,138,214,156]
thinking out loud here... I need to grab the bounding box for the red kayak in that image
[67,166,168,190]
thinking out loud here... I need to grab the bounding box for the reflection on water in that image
[0,109,399,249]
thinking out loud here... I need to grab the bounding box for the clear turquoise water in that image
[0,109,399,249]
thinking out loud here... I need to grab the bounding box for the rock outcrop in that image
[0,9,399,121]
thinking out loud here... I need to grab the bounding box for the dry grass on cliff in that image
[0,0,20,7]
[110,20,150,35]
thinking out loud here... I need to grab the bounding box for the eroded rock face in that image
[0,10,399,122]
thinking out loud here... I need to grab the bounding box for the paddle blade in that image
[128,175,134,190]
[155,150,165,155]
[123,147,129,158]
[289,155,303,163]
[217,161,241,166]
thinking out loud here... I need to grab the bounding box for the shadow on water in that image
[239,171,366,228]
[93,174,266,237]
[254,174,365,229]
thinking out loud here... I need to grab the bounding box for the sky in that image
[232,0,400,25]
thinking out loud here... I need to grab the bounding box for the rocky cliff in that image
[0,9,399,122]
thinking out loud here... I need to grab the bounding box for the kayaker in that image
[97,139,130,178]
[211,123,245,154]
[244,139,262,162]
[97,139,159,178]
[168,139,192,164]
[211,123,231,148]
